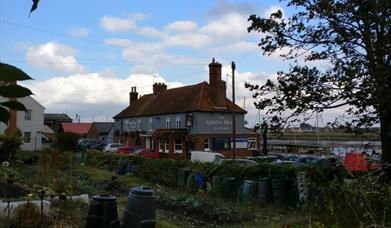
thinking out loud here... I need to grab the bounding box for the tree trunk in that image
[380,113,391,163]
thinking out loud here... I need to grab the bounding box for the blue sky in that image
[1,0,325,126]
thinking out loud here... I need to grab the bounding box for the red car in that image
[117,146,160,159]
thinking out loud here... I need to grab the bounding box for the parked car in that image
[217,158,258,166]
[91,141,106,151]
[117,146,160,159]
[103,143,123,153]
[78,138,98,150]
[190,151,225,163]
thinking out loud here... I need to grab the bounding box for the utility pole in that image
[231,61,236,159]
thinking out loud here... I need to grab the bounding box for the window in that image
[166,117,171,129]
[175,116,181,128]
[159,139,169,153]
[174,139,183,153]
[149,118,153,131]
[137,119,141,131]
[25,110,32,120]
[204,137,210,151]
[23,132,31,143]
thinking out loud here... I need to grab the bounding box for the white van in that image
[190,151,225,163]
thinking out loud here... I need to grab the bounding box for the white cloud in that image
[201,13,250,41]
[164,33,211,48]
[211,41,258,53]
[68,27,89,38]
[137,26,168,38]
[263,5,285,19]
[165,21,198,33]
[23,72,184,122]
[100,13,146,32]
[26,42,85,74]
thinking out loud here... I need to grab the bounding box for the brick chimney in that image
[129,86,138,106]
[208,58,226,107]
[153,83,167,96]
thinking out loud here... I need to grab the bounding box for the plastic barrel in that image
[177,168,190,189]
[221,177,236,200]
[85,194,120,228]
[121,187,156,228]
[271,179,290,206]
[240,180,256,203]
[258,177,272,203]
[212,176,223,195]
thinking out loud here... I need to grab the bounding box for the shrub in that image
[0,134,22,162]
[53,132,80,151]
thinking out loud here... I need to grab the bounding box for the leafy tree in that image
[246,0,391,162]
[0,63,33,124]
[0,63,33,123]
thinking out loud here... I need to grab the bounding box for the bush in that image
[13,150,40,165]
[0,134,22,162]
[54,132,80,151]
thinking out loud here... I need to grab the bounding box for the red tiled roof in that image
[114,82,246,119]
[61,122,92,135]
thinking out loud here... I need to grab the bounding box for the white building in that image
[0,96,45,151]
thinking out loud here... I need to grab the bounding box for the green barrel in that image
[271,179,290,206]
[212,176,223,195]
[121,187,156,228]
[85,194,120,228]
[240,180,256,203]
[177,168,190,189]
[221,177,236,200]
[258,177,272,203]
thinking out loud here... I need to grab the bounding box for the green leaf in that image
[0,106,10,124]
[0,84,33,98]
[0,101,27,111]
[0,63,33,82]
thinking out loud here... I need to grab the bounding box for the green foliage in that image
[54,132,80,151]
[154,190,250,225]
[0,134,22,162]
[246,0,391,161]
[0,63,33,124]
[12,150,40,165]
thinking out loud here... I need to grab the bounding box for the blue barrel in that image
[121,187,156,228]
[86,194,120,228]
[271,179,290,206]
[258,177,272,203]
[240,180,256,203]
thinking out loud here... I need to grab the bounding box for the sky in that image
[0,0,336,127]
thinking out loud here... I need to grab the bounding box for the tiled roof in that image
[93,122,114,134]
[61,122,92,135]
[45,113,73,121]
[114,82,246,119]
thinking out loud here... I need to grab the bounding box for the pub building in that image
[113,58,260,159]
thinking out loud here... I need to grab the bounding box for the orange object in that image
[344,152,368,172]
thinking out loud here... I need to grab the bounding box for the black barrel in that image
[221,177,236,200]
[258,177,272,203]
[121,187,156,228]
[271,179,290,206]
[86,194,120,228]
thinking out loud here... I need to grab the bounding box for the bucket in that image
[85,194,120,228]
[121,187,156,228]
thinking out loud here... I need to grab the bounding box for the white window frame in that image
[174,139,183,153]
[175,116,181,128]
[204,137,210,151]
[166,117,171,129]
[25,110,32,120]
[137,119,141,131]
[149,118,153,131]
[159,139,169,153]
[23,132,31,143]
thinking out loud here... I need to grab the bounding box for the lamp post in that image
[185,113,194,158]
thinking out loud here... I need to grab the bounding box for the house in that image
[60,122,92,137]
[87,122,114,143]
[0,96,45,151]
[44,113,73,133]
[114,58,259,159]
